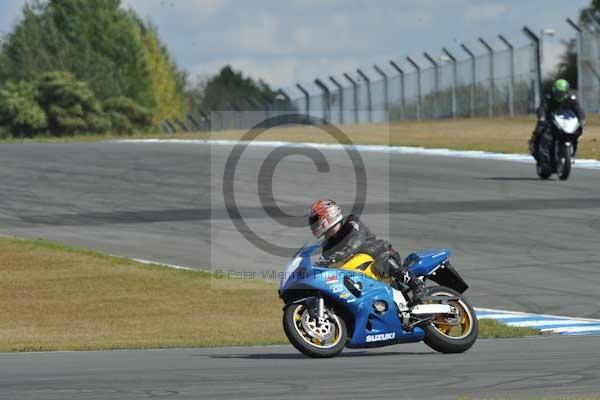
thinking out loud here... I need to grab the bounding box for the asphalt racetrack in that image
[1,141,599,317]
[1,141,599,398]
[1,336,599,399]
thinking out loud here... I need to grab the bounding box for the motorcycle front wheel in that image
[283,302,347,358]
[557,146,572,181]
[536,162,552,180]
[421,286,478,354]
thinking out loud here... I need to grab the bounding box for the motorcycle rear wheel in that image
[422,286,478,354]
[283,302,347,358]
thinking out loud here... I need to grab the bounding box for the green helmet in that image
[552,79,569,102]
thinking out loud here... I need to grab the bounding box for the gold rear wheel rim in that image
[430,293,473,339]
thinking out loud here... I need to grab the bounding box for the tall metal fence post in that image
[187,114,200,131]
[212,111,223,131]
[373,65,389,116]
[245,96,260,127]
[276,89,291,124]
[461,44,476,118]
[261,94,273,122]
[424,52,439,119]
[199,110,209,131]
[566,18,584,110]
[523,26,542,110]
[479,38,495,117]
[314,78,331,122]
[296,83,310,120]
[582,12,600,112]
[442,48,457,119]
[277,89,291,104]
[329,76,344,125]
[276,89,291,114]
[407,57,422,120]
[162,120,174,133]
[389,60,405,120]
[228,101,242,130]
[356,69,372,123]
[344,73,359,124]
[498,35,515,117]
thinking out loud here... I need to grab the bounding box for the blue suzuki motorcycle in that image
[279,243,478,358]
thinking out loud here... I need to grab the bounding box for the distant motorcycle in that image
[278,242,478,358]
[536,110,581,181]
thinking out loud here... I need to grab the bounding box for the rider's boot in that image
[528,134,537,160]
[394,269,426,307]
[531,121,547,162]
[380,250,427,307]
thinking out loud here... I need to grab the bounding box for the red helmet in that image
[309,199,343,238]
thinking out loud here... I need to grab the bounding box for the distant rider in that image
[529,79,585,160]
[308,199,426,305]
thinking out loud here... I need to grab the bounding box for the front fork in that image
[317,297,326,325]
[555,141,573,158]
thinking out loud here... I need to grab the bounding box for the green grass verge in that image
[2,116,600,160]
[478,318,544,339]
[0,236,285,352]
[0,236,545,352]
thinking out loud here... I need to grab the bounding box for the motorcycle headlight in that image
[279,256,302,290]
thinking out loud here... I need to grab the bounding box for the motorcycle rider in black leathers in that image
[308,199,426,305]
[529,79,585,160]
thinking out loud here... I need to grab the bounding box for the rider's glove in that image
[316,256,331,266]
[317,252,344,266]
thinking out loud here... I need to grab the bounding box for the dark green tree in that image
[0,0,190,135]
[35,71,110,136]
[0,80,47,138]
[579,0,600,28]
[103,96,152,133]
[0,0,155,108]
[199,66,278,112]
[555,39,578,89]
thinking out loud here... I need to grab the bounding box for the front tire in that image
[283,302,347,358]
[558,146,571,181]
[536,162,552,180]
[422,286,478,354]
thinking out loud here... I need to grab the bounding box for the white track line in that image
[508,320,598,327]
[548,326,600,333]
[115,139,600,170]
[128,252,600,336]
[476,307,600,323]
[131,257,198,272]
[475,307,600,336]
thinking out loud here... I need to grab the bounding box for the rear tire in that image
[283,302,347,358]
[422,286,478,354]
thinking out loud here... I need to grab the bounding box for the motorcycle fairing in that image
[279,244,424,348]
[552,109,580,134]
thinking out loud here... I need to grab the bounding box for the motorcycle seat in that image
[405,250,451,275]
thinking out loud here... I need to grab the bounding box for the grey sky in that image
[0,0,591,89]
